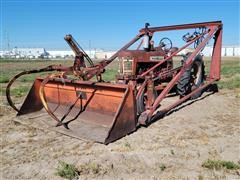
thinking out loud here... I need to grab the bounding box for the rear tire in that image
[177,53,205,99]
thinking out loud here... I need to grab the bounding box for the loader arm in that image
[64,34,94,67]
[63,32,145,81]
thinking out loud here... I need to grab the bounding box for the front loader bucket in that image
[17,78,137,144]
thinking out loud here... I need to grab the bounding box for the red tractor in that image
[7,21,222,144]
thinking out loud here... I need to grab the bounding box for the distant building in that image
[178,46,240,57]
[47,50,96,59]
[177,48,195,56]
[13,47,49,58]
[95,51,116,59]
[0,45,239,59]
[202,45,240,57]
[222,46,240,56]
[47,50,74,59]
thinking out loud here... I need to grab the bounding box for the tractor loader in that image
[6,21,223,144]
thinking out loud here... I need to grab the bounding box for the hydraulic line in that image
[39,73,88,127]
[72,37,94,67]
[6,65,59,113]
[65,34,94,67]
[38,73,63,125]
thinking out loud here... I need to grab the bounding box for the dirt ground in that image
[0,89,240,180]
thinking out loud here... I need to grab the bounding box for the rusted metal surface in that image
[139,21,222,33]
[17,78,136,143]
[6,21,223,143]
[139,32,206,77]
[138,25,222,125]
[210,28,222,80]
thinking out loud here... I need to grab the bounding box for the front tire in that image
[137,88,158,115]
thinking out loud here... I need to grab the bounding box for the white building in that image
[13,48,49,58]
[202,45,240,57]
[95,51,116,59]
[47,50,74,58]
[0,47,49,58]
[178,46,240,57]
[47,50,96,59]
[1,45,239,59]
[222,46,240,56]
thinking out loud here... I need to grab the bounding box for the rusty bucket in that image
[17,78,137,144]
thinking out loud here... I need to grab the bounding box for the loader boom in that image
[64,34,94,67]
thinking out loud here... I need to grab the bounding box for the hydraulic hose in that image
[6,65,64,113]
[39,73,63,125]
[39,73,83,127]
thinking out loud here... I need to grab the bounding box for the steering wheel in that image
[159,37,172,51]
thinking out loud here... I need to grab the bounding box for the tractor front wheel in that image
[137,88,158,115]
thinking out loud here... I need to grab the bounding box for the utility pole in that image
[7,32,10,51]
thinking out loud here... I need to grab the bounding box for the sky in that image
[1,0,239,50]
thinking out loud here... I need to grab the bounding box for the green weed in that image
[55,161,79,180]
[159,163,166,171]
[202,159,240,170]
[124,142,131,148]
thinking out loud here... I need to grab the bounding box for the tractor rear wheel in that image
[177,53,205,99]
